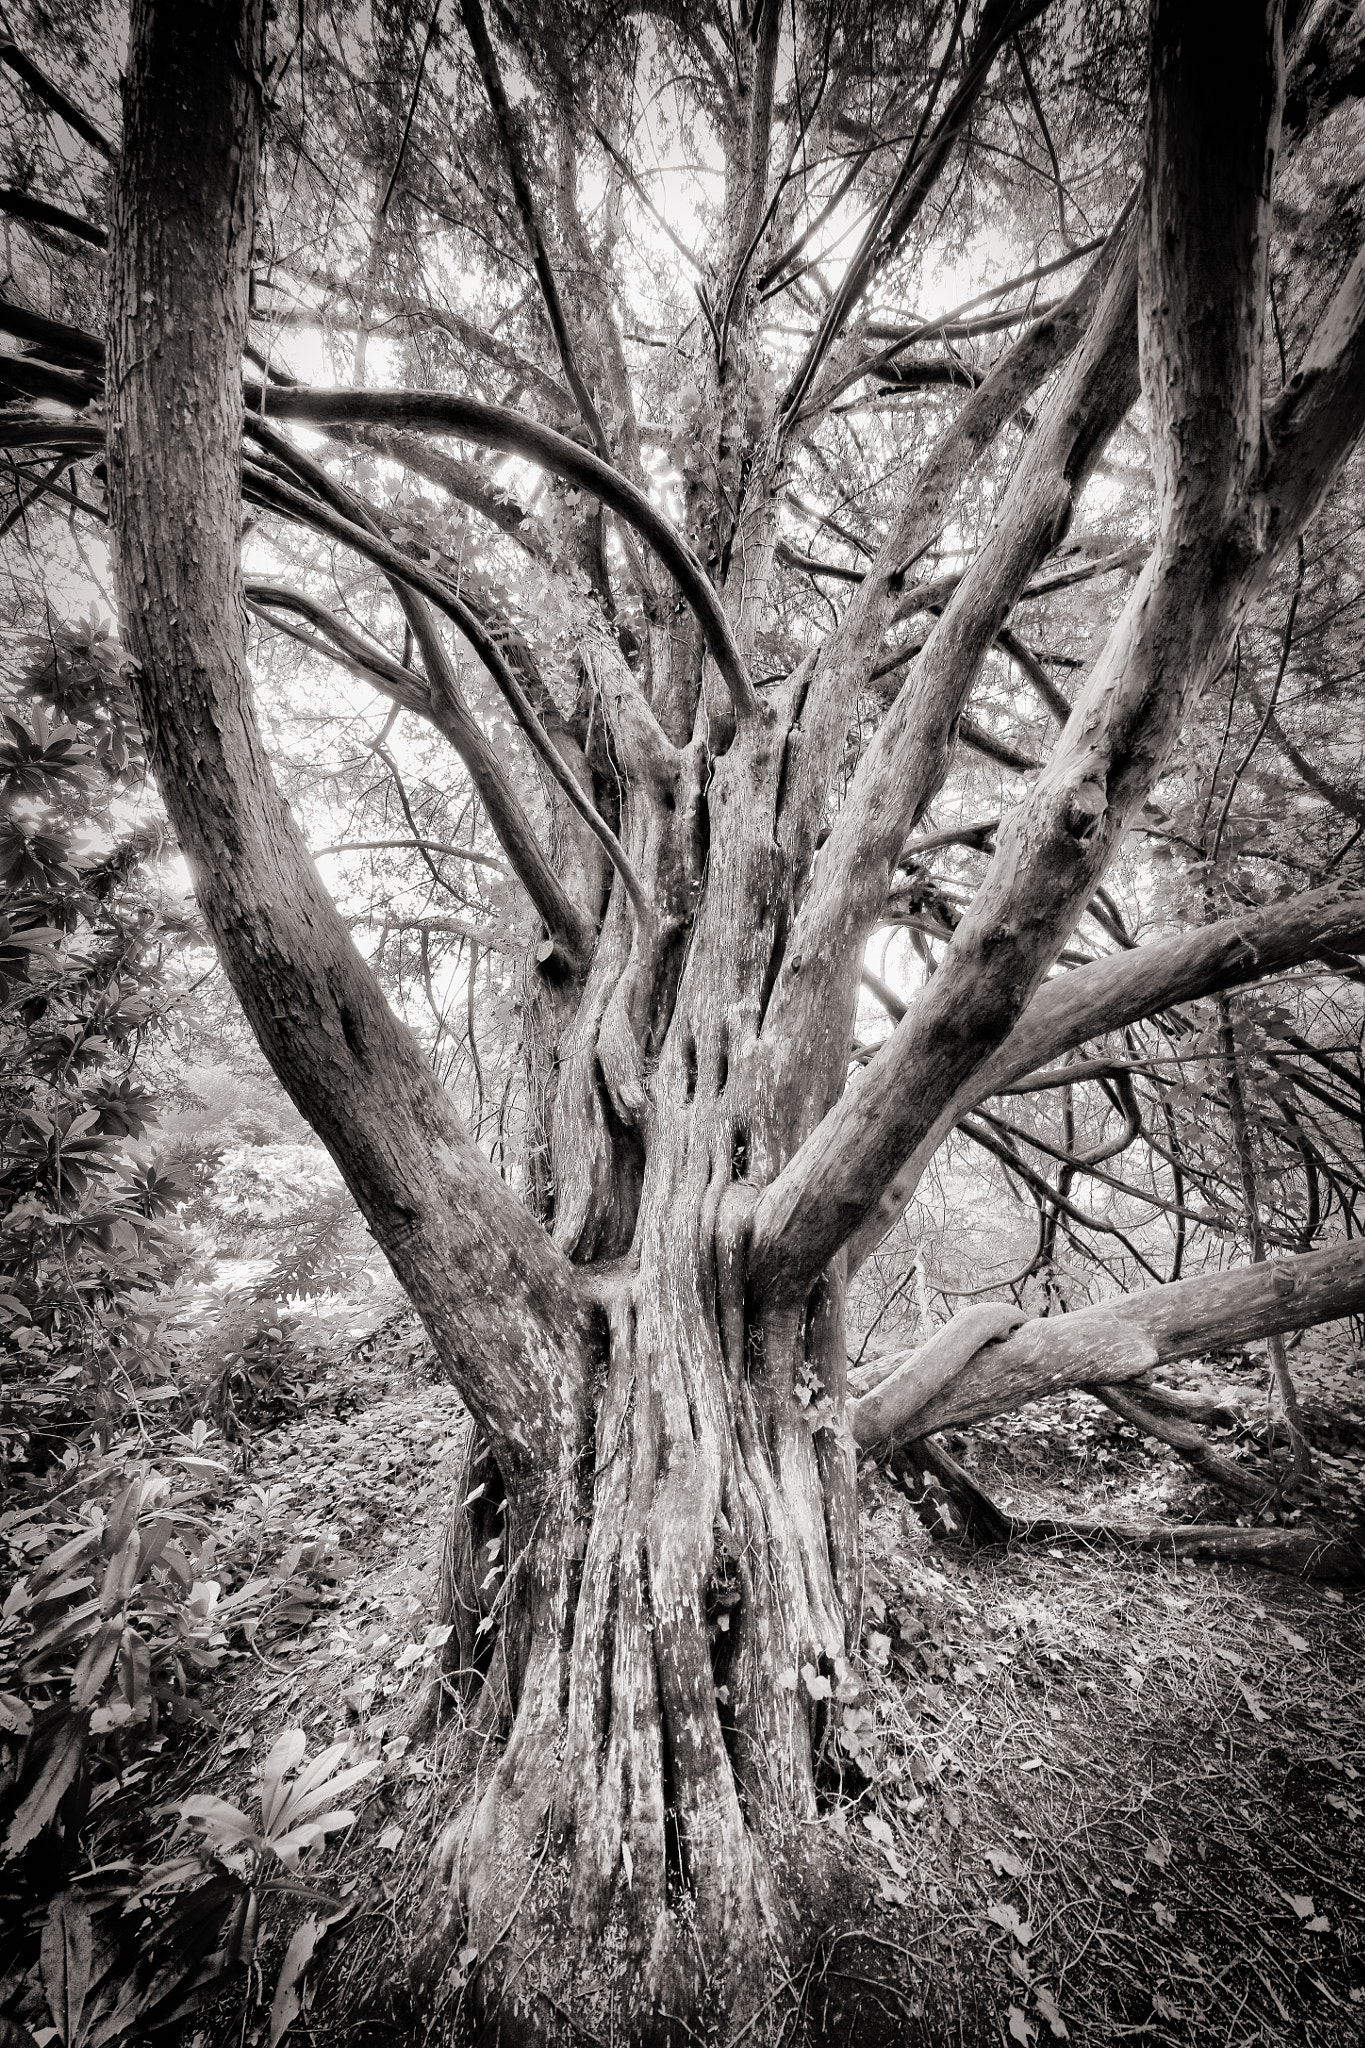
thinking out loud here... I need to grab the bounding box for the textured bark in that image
[106,0,595,1505]
[95,4,1365,2041]
[851,1240,1365,1446]
[750,5,1365,1306]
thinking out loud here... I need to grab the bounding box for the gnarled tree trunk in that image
[99,1,1365,2042]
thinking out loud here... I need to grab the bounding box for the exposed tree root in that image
[1088,1382,1276,1501]
[886,1434,1364,1583]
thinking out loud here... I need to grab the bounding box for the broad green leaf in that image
[259,1729,308,1833]
[40,1891,92,2048]
[3,1713,86,1856]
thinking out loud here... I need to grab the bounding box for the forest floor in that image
[128,1306,1364,2048]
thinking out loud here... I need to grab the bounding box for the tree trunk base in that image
[406,1796,848,2047]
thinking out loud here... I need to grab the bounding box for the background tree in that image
[4,0,1365,2038]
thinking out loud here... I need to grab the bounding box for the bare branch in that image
[241,449,648,939]
[848,885,1365,1272]
[457,0,614,467]
[0,37,116,158]
[780,0,1050,424]
[0,185,106,247]
[249,383,758,719]
[314,838,508,875]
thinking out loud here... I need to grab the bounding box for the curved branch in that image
[457,0,614,466]
[244,383,757,720]
[241,458,652,931]
[314,837,508,874]
[243,583,591,962]
[850,1237,1365,1448]
[845,885,1365,1274]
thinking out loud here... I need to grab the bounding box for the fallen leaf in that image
[1034,1982,1068,2038]
[1306,1915,1331,1934]
[988,1902,1032,1945]
[987,1845,1027,1879]
[1143,1839,1171,1870]
[1289,1894,1315,1920]
[1008,2003,1036,2044]
[269,1915,323,2046]
[377,1824,403,1853]
[801,1663,831,1701]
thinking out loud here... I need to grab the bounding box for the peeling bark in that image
[96,3,1365,2040]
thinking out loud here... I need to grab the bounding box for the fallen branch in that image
[880,1431,1362,1582]
[1010,1517,1365,1583]
[1089,1383,1272,1502]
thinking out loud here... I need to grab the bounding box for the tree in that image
[5,0,1365,2036]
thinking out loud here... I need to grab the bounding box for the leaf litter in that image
[47,1314,1363,2048]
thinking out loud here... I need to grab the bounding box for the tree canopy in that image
[5,0,1365,2040]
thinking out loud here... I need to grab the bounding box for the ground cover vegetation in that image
[1,0,1365,2039]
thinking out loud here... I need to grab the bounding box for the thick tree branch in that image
[755,12,1365,1306]
[0,185,107,247]
[0,37,116,157]
[850,1238,1365,1447]
[752,223,1143,1263]
[107,0,594,1501]
[847,885,1365,1272]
